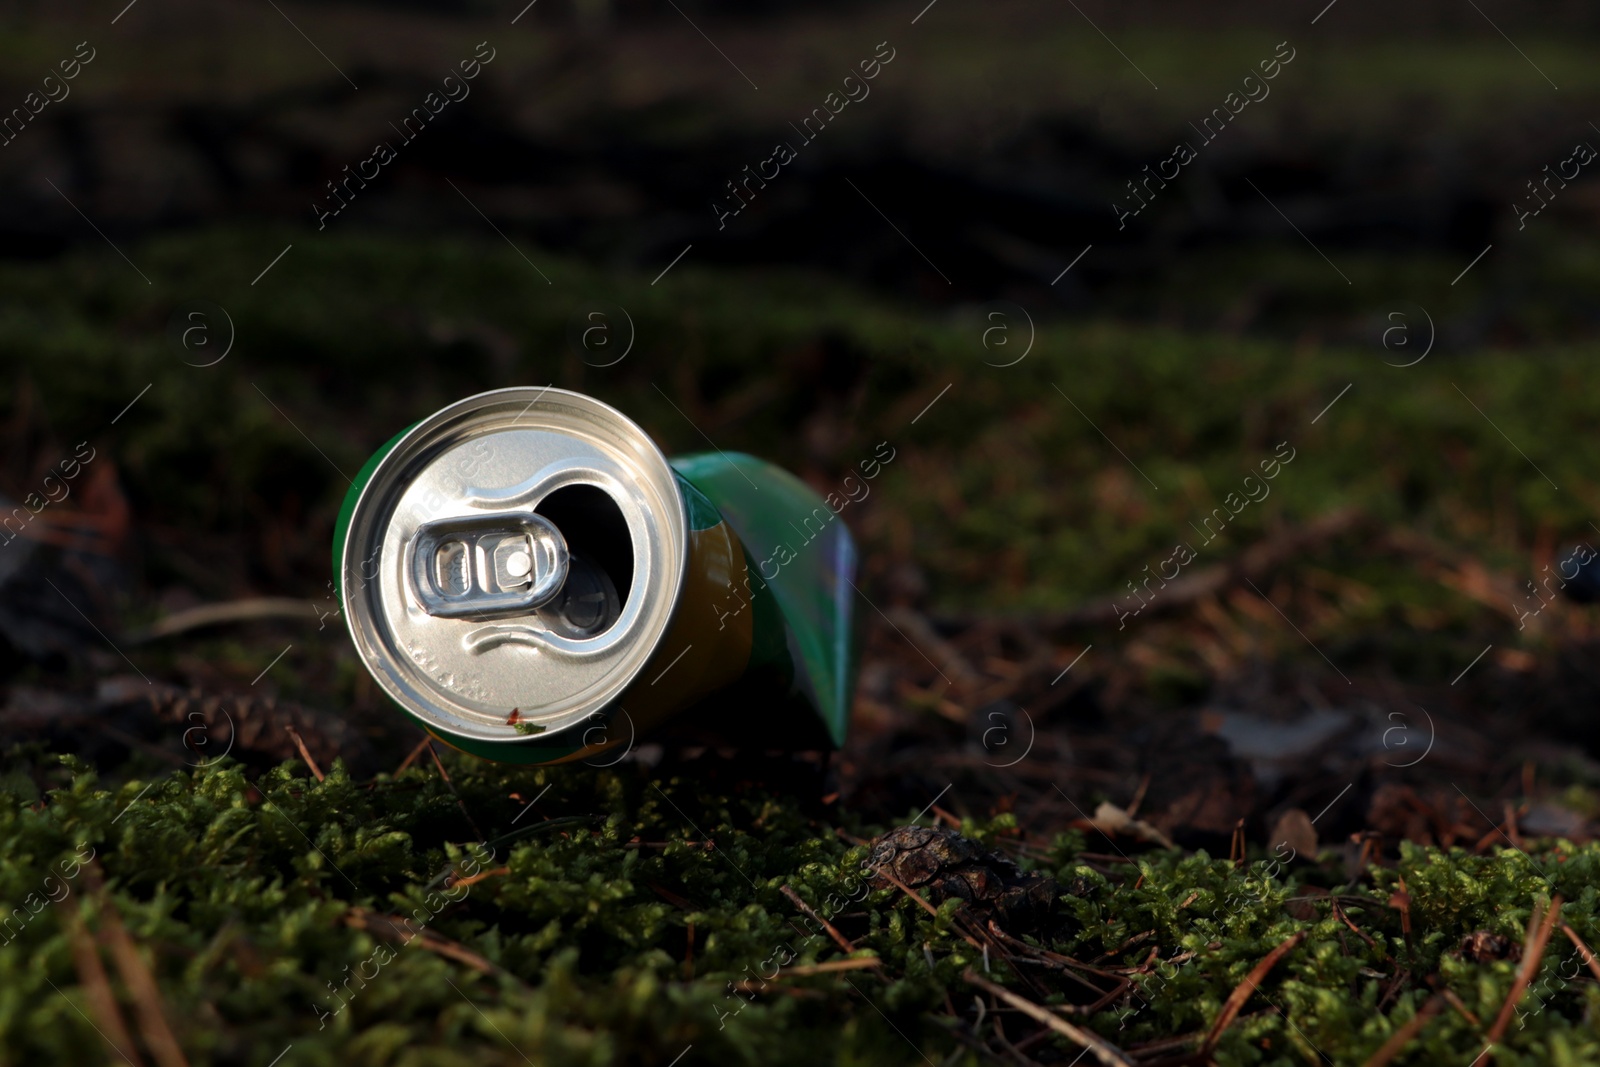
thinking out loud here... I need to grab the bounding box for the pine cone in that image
[864,825,1060,931]
[1456,931,1521,963]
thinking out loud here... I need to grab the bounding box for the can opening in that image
[535,484,633,638]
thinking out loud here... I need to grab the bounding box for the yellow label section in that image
[530,518,753,764]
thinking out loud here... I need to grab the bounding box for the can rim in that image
[339,387,688,744]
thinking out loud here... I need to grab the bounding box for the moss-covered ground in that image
[3,752,1597,1065]
[2,229,1599,1064]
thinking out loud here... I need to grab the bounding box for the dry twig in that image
[82,865,188,1067]
[125,597,323,643]
[1486,896,1563,1046]
[1560,924,1600,983]
[449,867,510,889]
[394,734,433,775]
[776,958,882,978]
[59,891,144,1067]
[1333,899,1380,952]
[425,741,485,840]
[1440,987,1481,1027]
[1200,930,1308,1056]
[1360,995,1444,1067]
[341,907,515,981]
[874,868,940,919]
[963,968,1134,1067]
[780,884,861,957]
[285,726,325,782]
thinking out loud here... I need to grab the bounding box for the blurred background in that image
[3,0,1600,892]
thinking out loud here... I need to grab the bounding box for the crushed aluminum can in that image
[334,387,858,764]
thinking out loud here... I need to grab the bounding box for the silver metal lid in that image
[341,387,687,743]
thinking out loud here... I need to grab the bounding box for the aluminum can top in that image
[340,387,687,744]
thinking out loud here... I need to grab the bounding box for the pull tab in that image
[408,511,569,619]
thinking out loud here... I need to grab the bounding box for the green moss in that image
[1,755,1596,1064]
